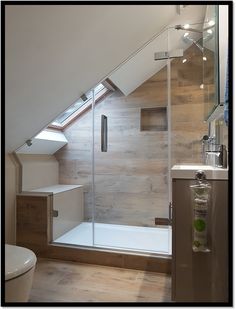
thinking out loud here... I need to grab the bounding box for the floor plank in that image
[29,258,171,303]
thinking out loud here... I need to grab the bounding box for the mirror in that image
[203,5,219,121]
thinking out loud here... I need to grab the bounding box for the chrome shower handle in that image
[101,115,108,152]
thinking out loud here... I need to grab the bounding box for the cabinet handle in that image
[52,210,59,217]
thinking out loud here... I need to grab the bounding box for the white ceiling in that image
[5,5,205,153]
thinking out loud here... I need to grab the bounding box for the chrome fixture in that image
[81,93,88,102]
[26,139,32,147]
[195,169,207,182]
[201,135,210,163]
[175,24,202,33]
[202,135,227,168]
[176,23,214,53]
[175,23,215,33]
[205,144,227,168]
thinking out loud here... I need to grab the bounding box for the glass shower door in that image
[92,30,171,254]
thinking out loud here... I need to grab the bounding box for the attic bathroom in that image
[4,3,231,305]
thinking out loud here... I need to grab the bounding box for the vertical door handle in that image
[101,115,108,152]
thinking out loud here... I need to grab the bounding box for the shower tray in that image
[54,222,172,255]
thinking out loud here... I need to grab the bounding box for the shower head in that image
[182,35,203,52]
[182,30,213,53]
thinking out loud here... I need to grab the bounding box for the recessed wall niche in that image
[140,107,168,131]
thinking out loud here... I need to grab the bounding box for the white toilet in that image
[5,244,37,302]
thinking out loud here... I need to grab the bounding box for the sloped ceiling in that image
[5,5,206,153]
[109,5,206,96]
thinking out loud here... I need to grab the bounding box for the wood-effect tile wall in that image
[55,44,208,227]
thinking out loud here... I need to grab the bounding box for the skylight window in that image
[50,83,111,129]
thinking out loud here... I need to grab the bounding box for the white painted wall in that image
[5,4,179,153]
[17,154,59,191]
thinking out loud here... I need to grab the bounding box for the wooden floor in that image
[29,258,171,303]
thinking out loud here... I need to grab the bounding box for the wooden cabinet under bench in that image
[16,184,84,255]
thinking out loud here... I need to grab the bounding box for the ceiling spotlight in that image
[200,84,204,89]
[203,56,207,61]
[184,32,189,37]
[207,29,213,34]
[182,58,187,63]
[183,24,190,29]
[208,20,215,26]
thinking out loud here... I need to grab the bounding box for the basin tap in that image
[202,135,216,164]
[205,144,227,168]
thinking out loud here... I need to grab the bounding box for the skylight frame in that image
[48,83,112,130]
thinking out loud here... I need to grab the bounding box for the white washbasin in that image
[171,164,228,180]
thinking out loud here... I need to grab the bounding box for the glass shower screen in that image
[92,29,171,254]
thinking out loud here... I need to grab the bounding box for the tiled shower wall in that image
[55,45,208,227]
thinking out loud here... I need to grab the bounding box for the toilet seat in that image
[5,244,37,281]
